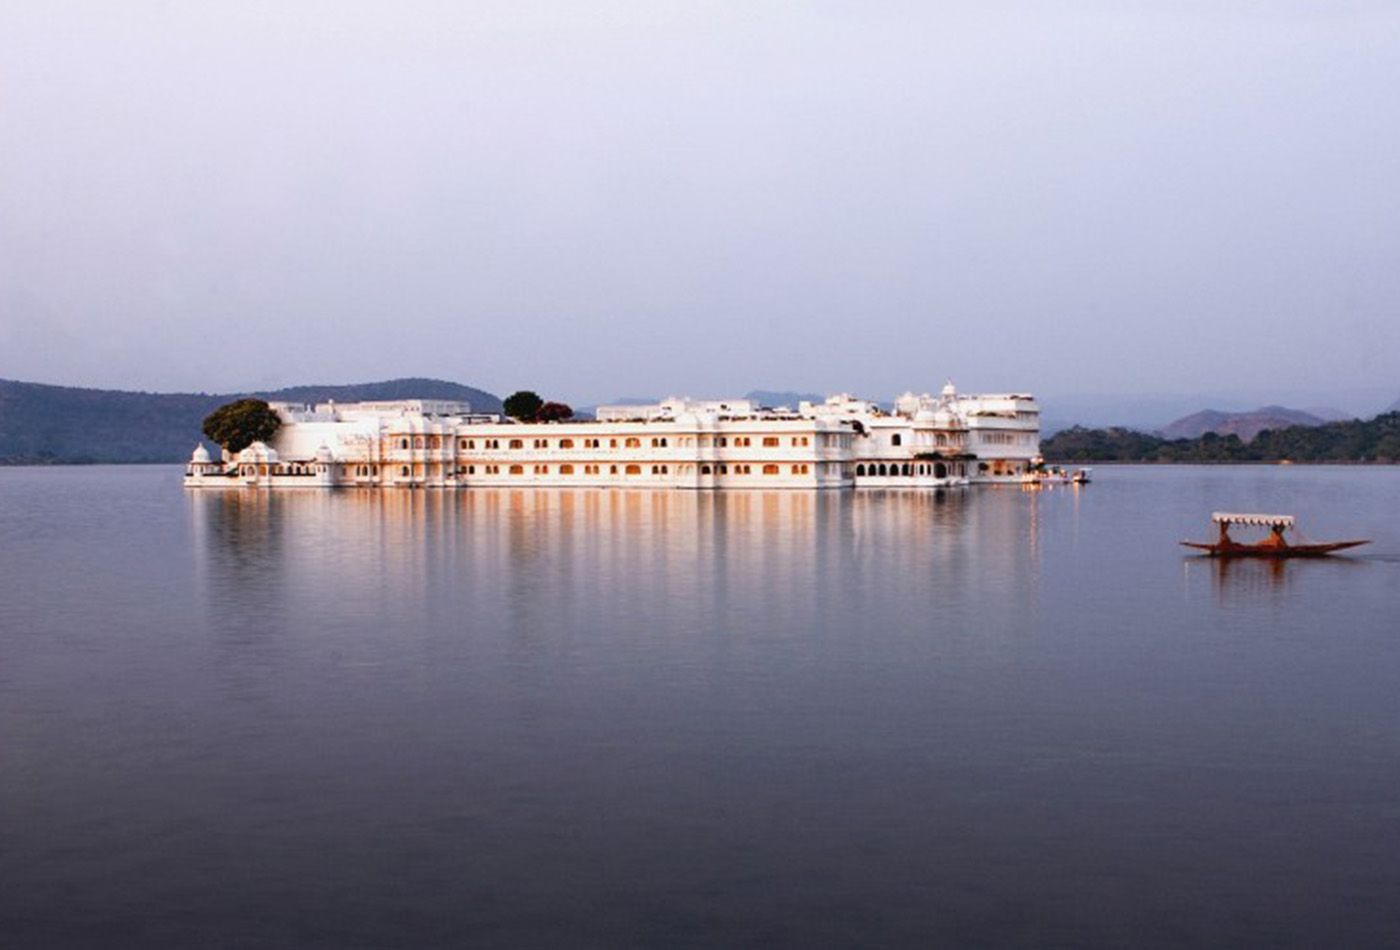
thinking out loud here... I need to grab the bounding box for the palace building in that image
[183,384,1040,490]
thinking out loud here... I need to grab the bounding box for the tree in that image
[201,399,282,454]
[503,390,543,421]
[535,401,573,422]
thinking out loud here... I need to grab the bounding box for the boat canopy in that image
[1212,512,1295,527]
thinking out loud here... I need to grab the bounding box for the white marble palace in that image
[183,384,1040,491]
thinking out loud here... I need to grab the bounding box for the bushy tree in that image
[503,390,543,421]
[535,401,573,422]
[201,399,282,454]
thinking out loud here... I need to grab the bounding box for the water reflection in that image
[187,487,1044,650]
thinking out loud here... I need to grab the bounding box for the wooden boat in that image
[1181,512,1369,558]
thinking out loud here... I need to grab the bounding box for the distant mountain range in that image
[0,378,501,464]
[1156,406,1341,443]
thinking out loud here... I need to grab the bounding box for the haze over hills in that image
[0,378,501,464]
[1157,406,1337,443]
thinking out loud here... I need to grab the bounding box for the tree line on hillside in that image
[1043,412,1400,463]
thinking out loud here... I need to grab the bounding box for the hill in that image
[0,377,501,464]
[745,390,824,408]
[1158,406,1329,442]
[1044,412,1400,463]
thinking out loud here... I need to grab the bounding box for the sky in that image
[2,1,1398,412]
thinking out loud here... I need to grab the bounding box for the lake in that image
[2,465,1399,947]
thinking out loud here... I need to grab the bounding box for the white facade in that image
[184,383,1040,490]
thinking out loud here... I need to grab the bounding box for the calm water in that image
[3,465,1399,947]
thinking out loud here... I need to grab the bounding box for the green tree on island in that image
[503,390,543,421]
[201,399,283,454]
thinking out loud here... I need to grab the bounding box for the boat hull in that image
[1179,540,1369,558]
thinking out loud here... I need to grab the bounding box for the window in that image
[625,437,641,448]
[891,434,902,446]
[763,437,779,447]
[533,464,547,474]
[791,464,808,475]
[509,439,524,449]
[856,464,866,477]
[560,464,574,475]
[509,464,524,475]
[763,464,780,475]
[790,436,809,447]
[716,436,727,447]
[401,466,410,477]
[650,437,668,448]
[400,438,409,450]
[625,464,641,475]
[560,439,574,449]
[701,465,712,475]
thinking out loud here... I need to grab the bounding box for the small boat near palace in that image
[1022,465,1092,486]
[1181,512,1369,558]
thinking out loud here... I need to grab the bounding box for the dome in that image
[314,443,335,463]
[237,441,278,463]
[941,380,957,398]
[190,443,210,463]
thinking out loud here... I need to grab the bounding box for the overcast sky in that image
[2,2,1397,408]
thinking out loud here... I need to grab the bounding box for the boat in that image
[1180,512,1369,558]
[1021,465,1092,486]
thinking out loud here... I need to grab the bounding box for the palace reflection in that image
[189,486,1050,659]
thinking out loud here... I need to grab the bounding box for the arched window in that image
[701,465,712,475]
[856,465,866,477]
[763,464,779,475]
[878,464,888,477]
[509,439,523,450]
[891,434,902,446]
[625,437,641,448]
[560,439,574,449]
[560,464,574,475]
[401,466,409,477]
[902,464,912,476]
[509,464,524,475]
[400,438,409,449]
[625,464,641,475]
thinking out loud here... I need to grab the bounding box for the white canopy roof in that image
[1212,512,1294,527]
